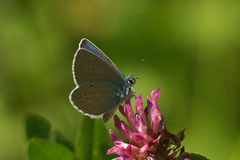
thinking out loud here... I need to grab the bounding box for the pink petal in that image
[114,142,139,151]
[119,105,126,118]
[139,143,150,154]
[139,141,155,154]
[134,114,147,134]
[148,89,162,137]
[151,113,161,138]
[121,121,135,141]
[125,145,132,157]
[107,146,121,155]
[119,151,135,160]
[147,96,153,117]
[125,99,134,118]
[119,99,138,132]
[150,101,161,118]
[147,97,154,127]
[121,121,132,136]
[109,129,122,142]
[151,88,161,101]
[144,105,149,123]
[120,121,141,146]
[114,115,129,139]
[112,158,124,160]
[136,94,147,124]
[114,141,130,149]
[124,100,137,132]
[133,133,154,142]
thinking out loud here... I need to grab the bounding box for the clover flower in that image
[107,88,191,160]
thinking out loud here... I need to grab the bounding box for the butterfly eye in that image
[128,78,135,85]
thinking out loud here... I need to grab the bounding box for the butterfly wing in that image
[70,42,127,122]
[72,49,125,86]
[70,82,121,118]
[79,38,125,78]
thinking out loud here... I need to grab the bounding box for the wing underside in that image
[79,38,125,78]
[70,82,121,115]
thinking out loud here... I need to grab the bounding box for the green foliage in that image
[25,112,51,140]
[51,130,74,152]
[92,119,111,160]
[190,153,210,160]
[28,138,74,160]
[75,117,111,160]
[75,116,94,160]
[25,113,112,160]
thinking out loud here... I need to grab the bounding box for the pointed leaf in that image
[92,119,111,160]
[25,112,51,140]
[190,153,210,160]
[75,116,94,160]
[28,138,74,160]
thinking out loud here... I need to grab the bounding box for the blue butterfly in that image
[69,38,137,122]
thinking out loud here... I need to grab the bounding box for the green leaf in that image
[28,138,74,160]
[92,119,111,160]
[190,153,210,160]
[74,117,112,160]
[25,112,51,140]
[52,130,74,151]
[75,116,94,160]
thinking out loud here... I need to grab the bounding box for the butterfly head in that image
[127,77,136,86]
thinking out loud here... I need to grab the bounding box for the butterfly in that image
[69,38,138,122]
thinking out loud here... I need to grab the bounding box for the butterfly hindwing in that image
[70,82,122,116]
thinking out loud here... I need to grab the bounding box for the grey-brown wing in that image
[79,38,125,78]
[72,49,125,86]
[69,82,121,117]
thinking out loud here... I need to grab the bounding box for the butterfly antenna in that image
[128,59,144,77]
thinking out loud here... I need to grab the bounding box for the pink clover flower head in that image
[107,88,191,160]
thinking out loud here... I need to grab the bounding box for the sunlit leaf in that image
[190,153,210,160]
[92,119,111,160]
[28,138,74,160]
[75,116,94,160]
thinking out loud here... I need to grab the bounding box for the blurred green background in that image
[0,0,240,159]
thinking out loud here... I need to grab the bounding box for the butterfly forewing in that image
[70,82,121,116]
[79,39,125,78]
[73,49,125,86]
